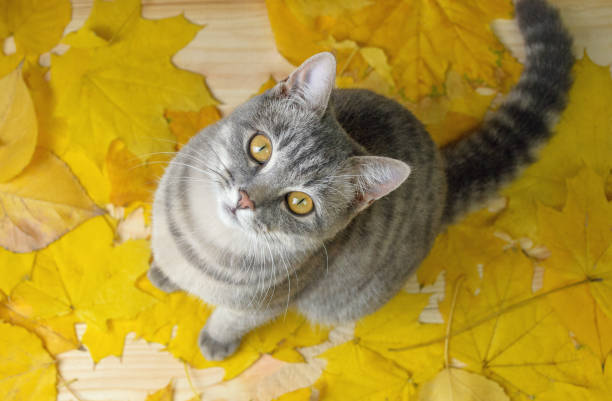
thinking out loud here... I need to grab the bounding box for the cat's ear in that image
[280,52,336,115]
[343,156,411,213]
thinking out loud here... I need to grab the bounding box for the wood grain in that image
[56,0,612,400]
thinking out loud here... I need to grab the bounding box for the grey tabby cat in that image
[150,0,573,360]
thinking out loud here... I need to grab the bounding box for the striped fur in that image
[150,0,574,360]
[442,0,574,222]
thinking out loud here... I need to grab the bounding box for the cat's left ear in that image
[280,52,336,115]
[343,156,411,213]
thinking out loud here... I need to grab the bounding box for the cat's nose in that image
[237,190,255,210]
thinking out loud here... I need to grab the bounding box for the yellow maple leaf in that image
[10,216,154,328]
[538,167,612,363]
[418,368,509,401]
[0,322,57,401]
[105,139,169,206]
[0,148,103,252]
[166,303,328,379]
[50,0,217,166]
[0,291,80,355]
[355,292,445,384]
[0,67,37,182]
[165,106,222,150]
[439,248,602,399]
[0,0,71,73]
[81,320,133,363]
[496,56,612,239]
[0,248,34,294]
[315,341,414,400]
[145,381,173,401]
[417,208,505,290]
[266,0,521,101]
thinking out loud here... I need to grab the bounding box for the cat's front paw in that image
[198,328,241,361]
[147,263,180,293]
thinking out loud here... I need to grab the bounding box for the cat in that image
[149,0,574,361]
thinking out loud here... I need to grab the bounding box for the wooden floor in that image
[56,1,612,400]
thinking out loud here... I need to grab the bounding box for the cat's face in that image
[177,53,410,249]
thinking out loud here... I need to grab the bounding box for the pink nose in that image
[237,190,255,210]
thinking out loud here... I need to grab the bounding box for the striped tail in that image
[441,0,574,224]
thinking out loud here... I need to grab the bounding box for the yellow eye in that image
[249,133,272,163]
[286,191,314,215]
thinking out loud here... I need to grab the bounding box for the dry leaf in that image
[417,208,505,291]
[538,167,612,363]
[0,292,80,355]
[267,0,521,101]
[165,105,222,150]
[10,216,154,328]
[105,139,168,206]
[496,56,612,239]
[0,322,57,401]
[50,0,217,165]
[419,368,509,401]
[439,248,602,399]
[0,0,71,73]
[355,292,445,384]
[145,381,174,401]
[81,320,133,363]
[0,148,102,252]
[315,341,414,400]
[0,67,37,182]
[0,248,34,294]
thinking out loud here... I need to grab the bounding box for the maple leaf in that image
[0,322,57,401]
[165,105,222,150]
[355,292,445,384]
[416,208,506,291]
[418,368,509,401]
[0,148,103,252]
[10,216,154,328]
[50,0,217,166]
[0,67,37,182]
[0,0,71,74]
[495,56,612,239]
[0,248,34,294]
[315,341,414,400]
[538,167,612,363]
[145,381,174,401]
[165,302,328,379]
[81,319,133,363]
[0,292,80,355]
[438,248,602,400]
[266,0,521,101]
[105,139,169,206]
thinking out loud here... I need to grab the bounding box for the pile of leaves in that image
[1,0,611,400]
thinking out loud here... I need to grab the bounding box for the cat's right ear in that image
[342,156,411,213]
[278,52,336,116]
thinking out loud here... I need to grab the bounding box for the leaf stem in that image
[445,275,465,368]
[58,374,84,401]
[389,276,599,352]
[183,362,200,400]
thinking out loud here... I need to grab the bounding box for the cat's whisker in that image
[320,240,329,277]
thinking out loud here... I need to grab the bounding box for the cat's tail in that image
[440,0,574,224]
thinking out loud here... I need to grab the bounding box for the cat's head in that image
[181,53,410,249]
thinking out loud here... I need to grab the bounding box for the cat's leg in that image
[147,261,180,293]
[199,307,278,361]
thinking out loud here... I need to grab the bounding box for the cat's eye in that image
[286,191,314,215]
[249,133,272,163]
